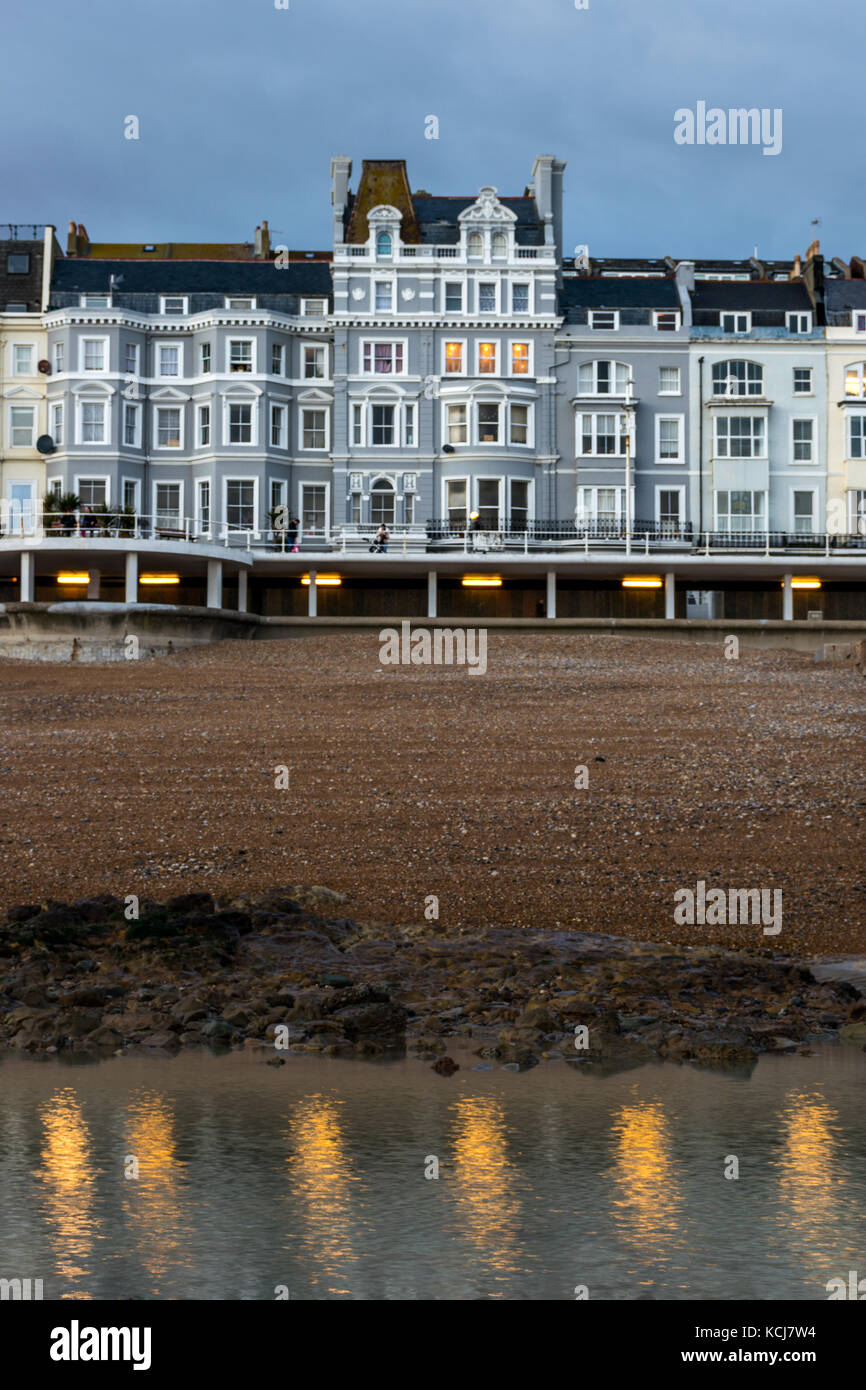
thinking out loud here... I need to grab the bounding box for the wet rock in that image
[432,1055,460,1076]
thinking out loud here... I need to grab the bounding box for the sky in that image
[2,0,863,261]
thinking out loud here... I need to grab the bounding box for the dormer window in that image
[226,297,256,310]
[376,231,392,258]
[786,311,811,334]
[160,296,188,315]
[491,231,508,261]
[720,312,751,333]
[589,310,618,331]
[467,231,484,259]
[854,312,866,334]
[81,294,111,308]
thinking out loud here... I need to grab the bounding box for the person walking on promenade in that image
[287,517,300,553]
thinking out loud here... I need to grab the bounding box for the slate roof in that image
[691,280,811,311]
[559,277,680,318]
[825,279,866,323]
[411,194,544,246]
[49,258,333,309]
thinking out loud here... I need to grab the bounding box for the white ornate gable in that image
[458,186,517,225]
[367,205,403,225]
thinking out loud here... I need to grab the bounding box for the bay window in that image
[509,403,530,445]
[715,490,766,532]
[714,414,765,458]
[478,402,500,443]
[446,403,467,444]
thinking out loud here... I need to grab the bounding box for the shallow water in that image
[1,1046,864,1301]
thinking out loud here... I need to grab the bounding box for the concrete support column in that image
[125,552,138,604]
[308,569,317,617]
[665,572,676,620]
[20,551,34,603]
[782,573,793,621]
[207,560,223,610]
[546,569,557,619]
[87,569,100,600]
[427,569,437,619]
[237,569,248,614]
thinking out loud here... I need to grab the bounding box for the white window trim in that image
[196,403,211,450]
[225,297,257,310]
[122,400,142,449]
[223,397,258,448]
[475,278,500,315]
[790,415,817,465]
[403,401,417,449]
[442,401,469,447]
[299,404,330,452]
[654,413,685,464]
[790,485,817,532]
[152,479,185,526]
[270,402,287,450]
[475,475,504,520]
[852,311,866,334]
[508,400,534,447]
[720,311,752,333]
[121,478,141,513]
[360,338,408,376]
[712,411,768,459]
[195,478,213,537]
[75,396,110,447]
[589,310,620,331]
[711,359,765,398]
[793,367,814,395]
[510,281,532,315]
[10,343,35,376]
[367,400,401,449]
[442,338,467,377]
[654,484,686,526]
[475,398,503,446]
[576,486,630,523]
[50,401,64,446]
[79,335,110,374]
[226,337,256,376]
[52,341,65,373]
[658,366,682,396]
[7,404,36,449]
[301,341,329,381]
[845,410,866,460]
[157,342,183,378]
[153,403,185,451]
[653,310,681,331]
[80,294,112,309]
[442,475,470,519]
[351,401,366,448]
[300,298,327,318]
[577,359,632,396]
[223,476,260,536]
[270,342,285,377]
[507,339,533,378]
[298,480,331,537]
[159,296,189,316]
[371,278,397,315]
[124,342,140,376]
[574,409,629,457]
[73,474,111,506]
[786,311,812,334]
[443,281,464,314]
[199,342,213,373]
[713,489,767,530]
[476,339,499,377]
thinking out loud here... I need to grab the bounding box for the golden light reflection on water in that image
[122,1091,189,1292]
[610,1099,683,1269]
[450,1094,521,1287]
[774,1091,845,1273]
[285,1094,359,1294]
[38,1088,97,1298]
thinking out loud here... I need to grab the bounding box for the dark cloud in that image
[2,0,862,258]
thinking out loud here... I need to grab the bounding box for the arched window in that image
[491,231,508,260]
[844,362,866,397]
[376,230,392,258]
[578,360,631,395]
[371,478,395,525]
[467,230,484,259]
[712,359,763,397]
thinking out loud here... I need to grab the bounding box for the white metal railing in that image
[1,510,254,549]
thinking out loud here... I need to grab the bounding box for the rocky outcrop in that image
[0,888,861,1072]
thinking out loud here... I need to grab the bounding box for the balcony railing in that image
[0,512,255,548]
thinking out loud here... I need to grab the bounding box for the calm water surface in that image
[1,1046,864,1300]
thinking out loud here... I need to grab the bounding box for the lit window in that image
[844,364,866,397]
[654,311,679,331]
[511,343,530,375]
[444,342,464,374]
[478,342,497,375]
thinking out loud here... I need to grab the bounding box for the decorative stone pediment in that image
[150,385,191,402]
[298,387,332,404]
[70,379,115,396]
[368,205,403,225]
[459,186,517,225]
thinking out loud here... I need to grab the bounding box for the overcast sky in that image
[2,0,863,260]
